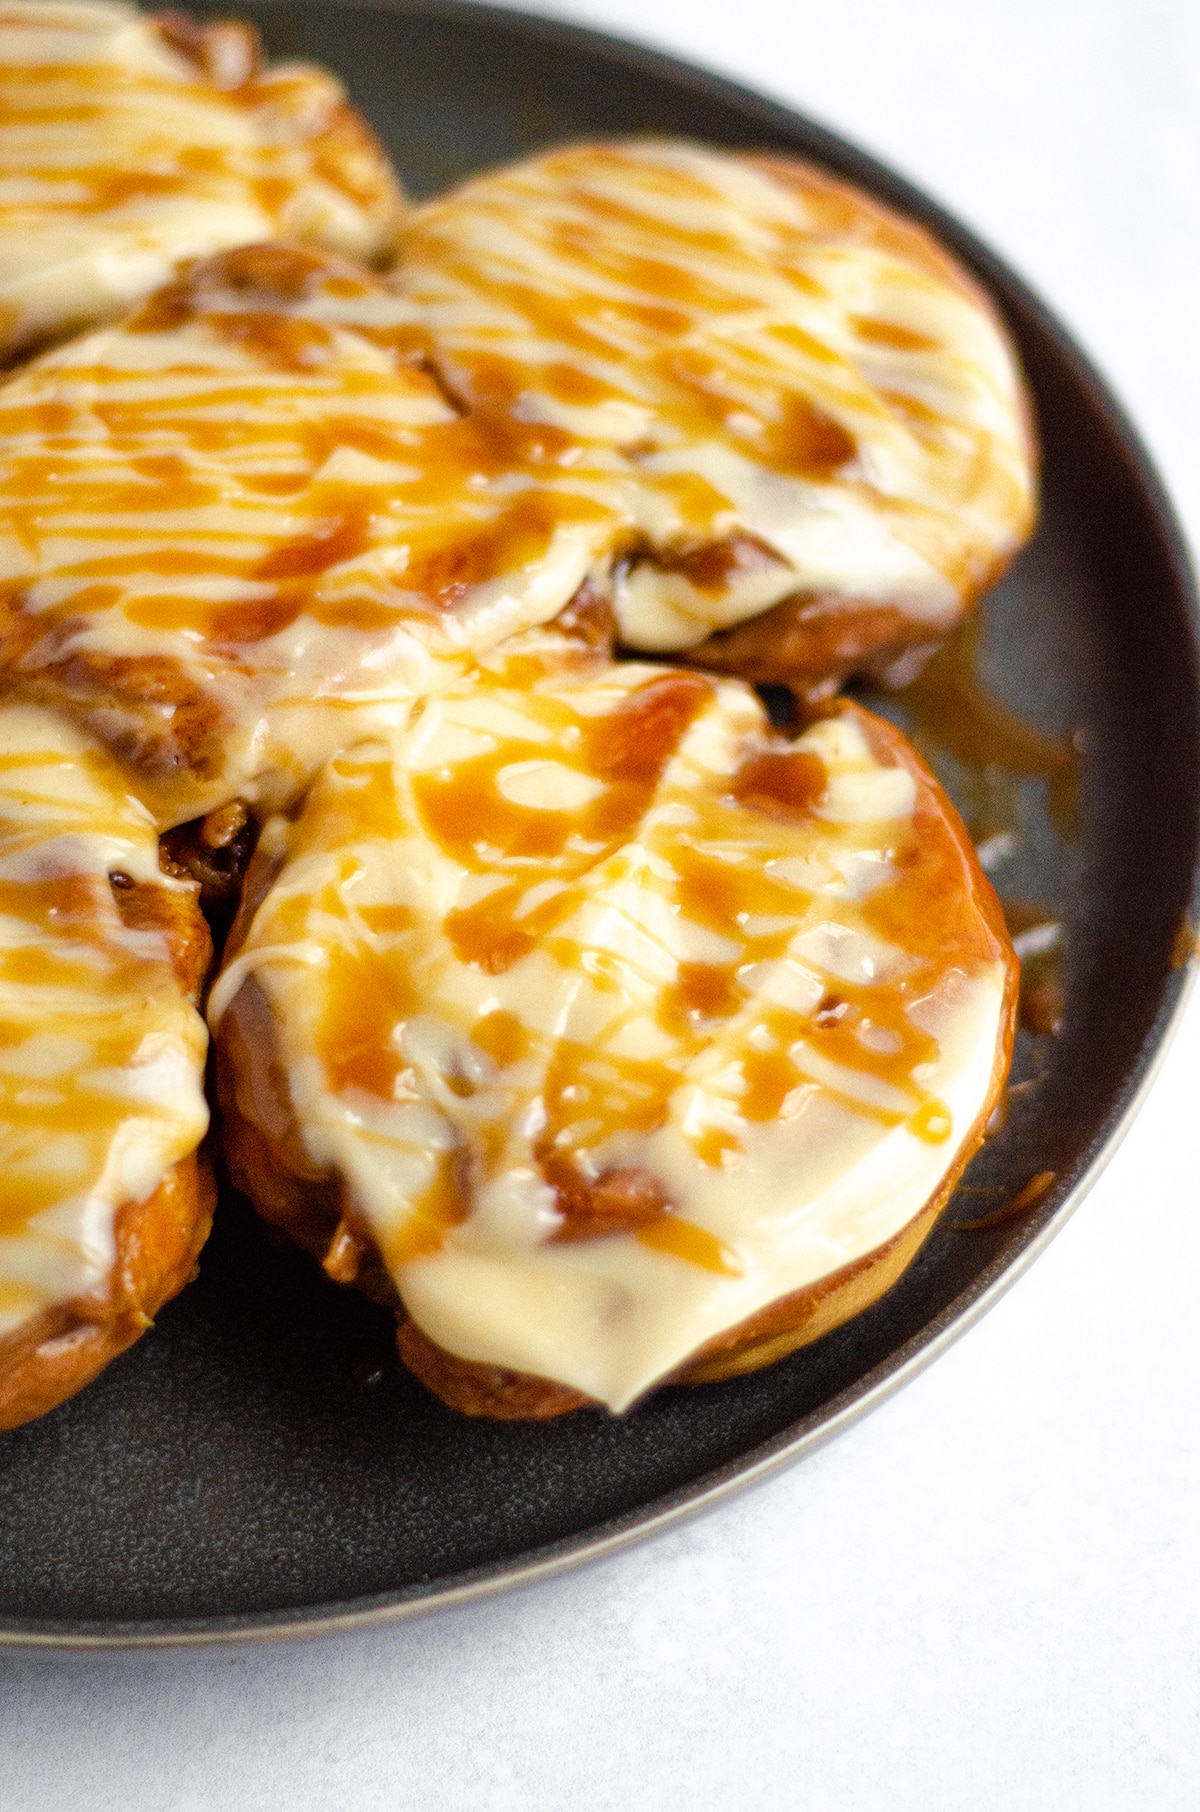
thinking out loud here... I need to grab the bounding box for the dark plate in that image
[0,0,1196,1648]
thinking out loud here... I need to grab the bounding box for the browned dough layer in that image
[683,595,940,706]
[0,857,213,1430]
[0,1155,214,1431]
[0,626,232,802]
[113,862,213,1000]
[216,973,400,1310]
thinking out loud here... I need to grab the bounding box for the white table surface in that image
[3,1,1199,1804]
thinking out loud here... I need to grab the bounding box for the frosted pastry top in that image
[0,244,625,826]
[212,633,1014,1410]
[0,701,208,1341]
[399,140,1035,656]
[0,0,403,357]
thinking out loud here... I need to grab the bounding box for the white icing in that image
[215,635,1010,1411]
[397,139,1036,648]
[0,703,208,1340]
[0,249,627,826]
[0,0,403,357]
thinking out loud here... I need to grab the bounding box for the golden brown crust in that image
[110,864,213,999]
[0,624,230,796]
[215,975,400,1309]
[0,1156,214,1432]
[217,973,334,1241]
[684,593,942,707]
[396,1319,591,1419]
[0,841,214,1430]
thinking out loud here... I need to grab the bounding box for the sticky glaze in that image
[397,141,1036,653]
[0,0,404,358]
[891,615,1078,839]
[0,243,627,826]
[0,702,208,1339]
[212,632,1014,1411]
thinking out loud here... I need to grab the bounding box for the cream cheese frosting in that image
[397,141,1036,659]
[211,633,1014,1412]
[0,0,404,360]
[0,701,208,1340]
[0,243,625,827]
[0,137,1037,839]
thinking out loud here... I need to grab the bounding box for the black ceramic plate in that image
[0,0,1196,1648]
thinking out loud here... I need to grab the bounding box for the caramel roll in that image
[0,702,211,1426]
[212,632,1015,1414]
[0,0,404,360]
[398,141,1036,697]
[0,243,625,826]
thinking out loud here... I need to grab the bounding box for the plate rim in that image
[2,0,1197,1650]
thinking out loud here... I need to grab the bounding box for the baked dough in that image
[398,140,1036,699]
[0,702,211,1427]
[0,0,404,361]
[212,630,1015,1415]
[0,242,626,827]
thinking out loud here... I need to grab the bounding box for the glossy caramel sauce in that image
[869,610,1077,1042]
[951,1168,1055,1232]
[0,1,403,358]
[0,242,627,825]
[891,615,1079,840]
[398,140,1036,655]
[211,631,1015,1410]
[0,136,1039,834]
[1170,912,1199,971]
[0,700,208,1336]
[1001,897,1066,1037]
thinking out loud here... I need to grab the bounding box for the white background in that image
[3,1,1200,1804]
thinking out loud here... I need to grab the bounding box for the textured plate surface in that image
[0,0,1196,1647]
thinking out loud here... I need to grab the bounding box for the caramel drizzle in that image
[0,14,378,238]
[400,141,1034,583]
[257,658,1010,1274]
[0,247,626,768]
[0,723,206,1247]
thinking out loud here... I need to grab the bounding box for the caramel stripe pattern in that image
[0,0,404,359]
[212,632,1015,1412]
[398,141,1036,657]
